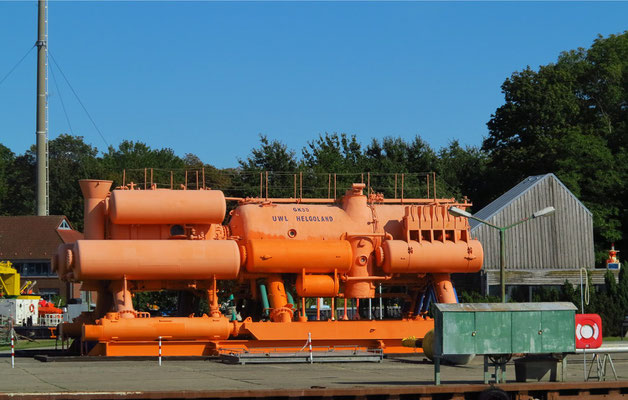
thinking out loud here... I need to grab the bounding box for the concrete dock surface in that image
[1,350,627,394]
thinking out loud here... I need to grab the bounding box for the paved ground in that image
[1,348,627,393]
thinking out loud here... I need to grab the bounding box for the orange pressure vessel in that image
[109,189,226,225]
[71,240,241,280]
[83,314,232,341]
[296,274,339,297]
[244,239,353,273]
[230,204,354,240]
[380,239,483,274]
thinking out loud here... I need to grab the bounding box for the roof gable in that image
[470,173,591,230]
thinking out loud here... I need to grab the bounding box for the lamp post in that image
[448,206,555,303]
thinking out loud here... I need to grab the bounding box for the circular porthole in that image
[170,224,185,237]
[287,229,297,238]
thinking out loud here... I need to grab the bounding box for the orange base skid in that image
[88,341,216,357]
[86,319,433,357]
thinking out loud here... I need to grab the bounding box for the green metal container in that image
[434,302,576,357]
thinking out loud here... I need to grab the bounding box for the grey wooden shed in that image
[468,174,604,296]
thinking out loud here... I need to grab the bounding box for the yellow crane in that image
[0,261,21,298]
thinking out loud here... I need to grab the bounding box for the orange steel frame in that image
[55,176,483,357]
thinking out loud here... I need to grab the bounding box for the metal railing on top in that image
[110,169,465,204]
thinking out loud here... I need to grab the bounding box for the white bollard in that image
[158,336,162,366]
[308,332,313,364]
[11,332,15,368]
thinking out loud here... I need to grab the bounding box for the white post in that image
[308,332,312,364]
[379,284,383,320]
[11,332,15,368]
[158,336,162,366]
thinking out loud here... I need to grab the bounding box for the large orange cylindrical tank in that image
[244,239,352,273]
[80,179,113,240]
[380,239,483,274]
[71,240,241,280]
[229,203,355,240]
[296,274,339,297]
[83,314,232,341]
[109,189,226,225]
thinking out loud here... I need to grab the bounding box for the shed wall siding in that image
[473,175,594,271]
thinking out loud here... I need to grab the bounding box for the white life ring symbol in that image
[576,322,599,341]
[29,304,35,313]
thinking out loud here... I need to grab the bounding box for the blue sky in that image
[0,1,626,168]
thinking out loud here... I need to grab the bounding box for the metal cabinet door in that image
[541,310,575,353]
[442,312,475,355]
[475,311,512,354]
[512,311,542,353]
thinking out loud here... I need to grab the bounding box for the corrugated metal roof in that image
[470,173,591,230]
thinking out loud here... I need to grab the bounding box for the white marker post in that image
[11,332,15,368]
[308,332,313,364]
[158,336,162,366]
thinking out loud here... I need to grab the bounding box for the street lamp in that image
[448,205,556,303]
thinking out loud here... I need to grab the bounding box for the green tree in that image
[301,133,364,197]
[362,136,438,198]
[0,144,15,215]
[236,135,299,198]
[436,140,491,208]
[483,31,628,260]
[101,140,186,189]
[4,151,35,215]
[48,134,102,230]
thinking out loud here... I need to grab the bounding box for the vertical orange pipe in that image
[432,273,458,303]
[342,298,348,320]
[79,180,112,240]
[109,280,135,318]
[266,275,293,322]
[207,276,220,317]
[94,286,112,319]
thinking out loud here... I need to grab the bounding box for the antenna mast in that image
[36,0,49,216]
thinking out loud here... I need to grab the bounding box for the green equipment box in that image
[434,302,576,357]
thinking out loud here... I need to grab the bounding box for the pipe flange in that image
[118,310,138,318]
[375,246,385,267]
[270,306,294,322]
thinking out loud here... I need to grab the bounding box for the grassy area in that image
[602,336,626,342]
[0,338,57,351]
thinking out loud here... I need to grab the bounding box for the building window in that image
[13,261,55,277]
[58,220,71,230]
[38,288,60,302]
